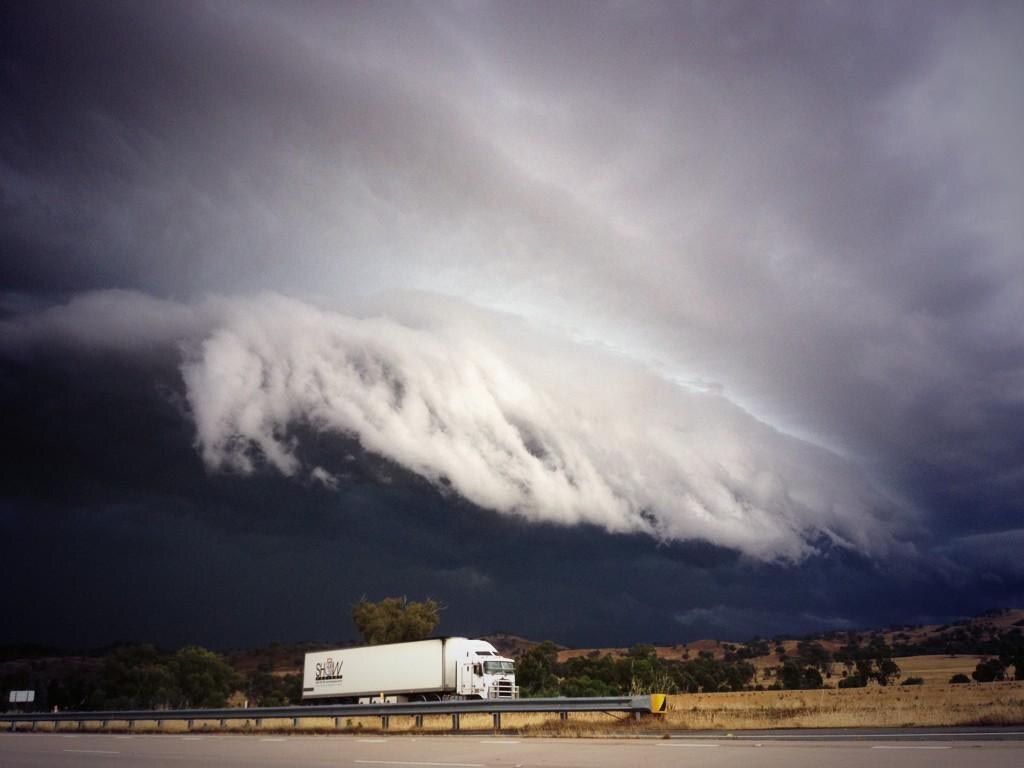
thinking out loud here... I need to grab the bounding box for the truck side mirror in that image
[473,664,482,676]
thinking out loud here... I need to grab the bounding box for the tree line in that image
[1,644,301,712]
[515,625,1023,696]
[516,634,910,696]
[517,642,773,696]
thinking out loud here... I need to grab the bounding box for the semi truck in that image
[301,637,518,703]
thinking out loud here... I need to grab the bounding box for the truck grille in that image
[490,681,519,698]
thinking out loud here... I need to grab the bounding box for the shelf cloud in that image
[4,290,907,562]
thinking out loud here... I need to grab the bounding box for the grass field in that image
[745,653,985,685]
[896,654,985,684]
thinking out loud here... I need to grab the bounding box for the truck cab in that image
[456,647,518,698]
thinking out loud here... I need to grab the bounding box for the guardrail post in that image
[291,717,298,728]
[415,714,423,729]
[333,717,340,729]
[157,719,163,729]
[492,713,501,731]
[451,713,460,731]
[381,715,389,730]
[187,719,193,731]
[257,718,264,729]
[30,721,36,732]
[128,720,134,730]
[78,721,84,731]
[220,719,227,729]
[559,711,568,721]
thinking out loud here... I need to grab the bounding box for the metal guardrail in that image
[1,695,666,732]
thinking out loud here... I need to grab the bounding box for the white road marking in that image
[259,737,288,742]
[353,762,484,768]
[113,735,133,739]
[872,745,952,750]
[181,736,204,740]
[64,749,120,754]
[659,742,721,748]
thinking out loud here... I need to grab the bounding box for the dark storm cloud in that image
[2,1,1024,645]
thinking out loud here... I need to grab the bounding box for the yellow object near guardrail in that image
[649,693,667,714]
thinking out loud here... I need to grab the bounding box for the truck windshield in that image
[483,661,514,674]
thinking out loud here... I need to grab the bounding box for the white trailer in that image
[302,637,518,703]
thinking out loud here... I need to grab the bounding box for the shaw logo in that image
[315,657,344,682]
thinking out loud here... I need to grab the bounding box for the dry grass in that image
[896,654,984,683]
[745,653,984,684]
[659,680,1024,730]
[509,682,1024,735]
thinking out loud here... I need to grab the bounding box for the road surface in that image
[2,730,1022,767]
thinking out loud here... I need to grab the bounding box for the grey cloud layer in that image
[2,2,1023,556]
[2,290,905,561]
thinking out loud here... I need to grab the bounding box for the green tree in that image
[516,641,560,697]
[560,675,621,697]
[94,645,180,710]
[351,596,440,645]
[779,660,823,689]
[171,646,241,708]
[669,655,754,693]
[874,657,902,686]
[796,640,833,676]
[246,669,302,706]
[997,628,1024,680]
[972,658,1006,683]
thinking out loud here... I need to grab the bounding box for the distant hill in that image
[482,633,563,660]
[542,607,1024,667]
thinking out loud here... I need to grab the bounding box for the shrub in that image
[901,677,924,685]
[949,673,970,684]
[972,658,1007,683]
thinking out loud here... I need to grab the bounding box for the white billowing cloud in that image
[1,289,910,561]
[175,292,906,562]
[0,290,209,354]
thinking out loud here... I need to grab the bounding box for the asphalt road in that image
[2,731,1023,767]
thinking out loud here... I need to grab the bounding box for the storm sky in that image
[2,0,1023,649]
